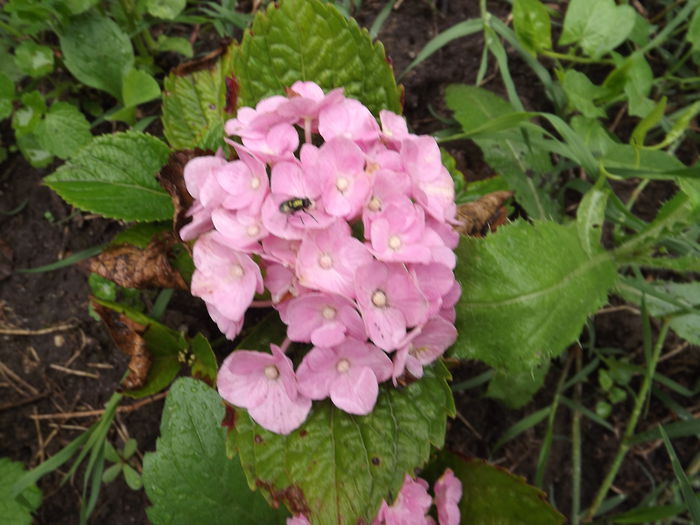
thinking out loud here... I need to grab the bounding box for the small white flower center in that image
[368,196,382,212]
[322,306,337,320]
[388,235,402,250]
[371,290,387,308]
[384,128,393,138]
[250,177,260,189]
[319,253,333,269]
[246,224,260,237]
[230,263,244,278]
[336,358,350,373]
[264,365,279,380]
[336,176,349,192]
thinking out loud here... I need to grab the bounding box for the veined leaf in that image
[576,178,610,256]
[234,362,454,524]
[35,102,92,159]
[161,43,235,150]
[0,458,42,525]
[559,0,635,59]
[235,0,401,116]
[512,0,552,54]
[452,220,617,371]
[143,378,287,524]
[44,131,172,221]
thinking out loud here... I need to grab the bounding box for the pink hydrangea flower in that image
[217,344,311,435]
[286,515,310,525]
[296,221,372,298]
[434,468,462,525]
[373,475,435,525]
[369,200,431,264]
[355,261,428,351]
[296,338,392,414]
[392,316,457,383]
[190,233,263,322]
[284,292,365,346]
[319,97,380,144]
[317,137,372,219]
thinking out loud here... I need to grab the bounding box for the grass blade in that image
[659,426,700,522]
[492,406,550,454]
[17,245,103,273]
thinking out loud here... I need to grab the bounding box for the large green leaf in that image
[235,0,401,116]
[35,102,92,159]
[59,12,134,100]
[445,84,559,220]
[0,458,42,525]
[44,131,172,221]
[452,220,617,372]
[161,44,235,150]
[512,0,552,54]
[559,0,635,59]
[143,378,287,524]
[424,452,565,524]
[234,362,454,525]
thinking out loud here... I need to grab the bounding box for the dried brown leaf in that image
[171,39,232,76]
[454,190,513,237]
[91,301,151,390]
[86,233,187,290]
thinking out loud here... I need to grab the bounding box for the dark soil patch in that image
[1,1,698,524]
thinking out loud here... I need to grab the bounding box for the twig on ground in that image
[0,321,77,336]
[30,391,168,420]
[49,364,99,379]
[0,362,40,396]
[0,391,49,411]
[455,409,483,440]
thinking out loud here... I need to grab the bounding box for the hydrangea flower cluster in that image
[181,81,460,434]
[288,469,462,525]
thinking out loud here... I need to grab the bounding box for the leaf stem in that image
[571,348,582,525]
[583,319,671,521]
[539,49,614,65]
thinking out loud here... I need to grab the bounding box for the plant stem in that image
[540,49,614,66]
[571,348,582,525]
[583,320,671,521]
[534,351,573,487]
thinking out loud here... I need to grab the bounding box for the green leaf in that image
[0,458,42,525]
[35,102,92,159]
[426,452,565,524]
[122,69,161,107]
[101,463,122,484]
[59,12,134,100]
[122,465,142,491]
[235,0,401,116]
[161,43,235,150]
[452,220,617,371]
[143,378,287,524]
[44,131,172,221]
[14,41,53,78]
[631,96,666,146]
[62,0,100,15]
[12,90,45,137]
[616,277,700,345]
[512,0,552,54]
[559,0,635,59]
[92,297,186,398]
[146,0,186,19]
[486,361,549,409]
[235,362,454,524]
[687,6,700,52]
[122,438,138,460]
[576,177,610,256]
[0,72,14,120]
[445,84,559,220]
[659,426,700,522]
[189,333,218,384]
[558,69,607,119]
[155,35,193,57]
[16,133,53,168]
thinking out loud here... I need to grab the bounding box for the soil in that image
[1,1,698,524]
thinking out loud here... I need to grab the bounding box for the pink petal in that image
[330,366,379,415]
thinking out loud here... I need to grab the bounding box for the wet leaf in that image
[85,233,187,290]
[454,190,512,237]
[142,378,287,524]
